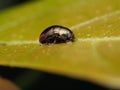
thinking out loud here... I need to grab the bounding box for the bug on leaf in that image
[39,25,75,44]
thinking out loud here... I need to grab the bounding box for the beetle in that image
[39,25,75,44]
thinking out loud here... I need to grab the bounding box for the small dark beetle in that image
[39,25,75,44]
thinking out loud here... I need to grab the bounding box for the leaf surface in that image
[0,0,120,89]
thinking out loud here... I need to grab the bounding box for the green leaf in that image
[0,0,120,89]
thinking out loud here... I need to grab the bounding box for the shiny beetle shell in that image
[39,25,75,44]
